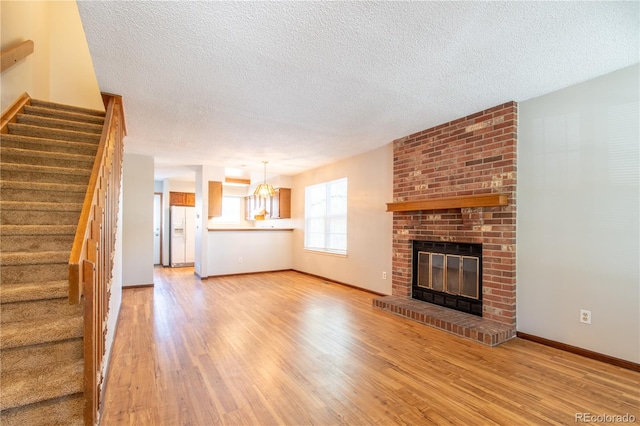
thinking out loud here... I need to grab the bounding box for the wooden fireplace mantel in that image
[386,193,508,212]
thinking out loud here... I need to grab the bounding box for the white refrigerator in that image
[170,206,195,267]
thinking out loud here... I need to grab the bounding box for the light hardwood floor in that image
[101,268,639,425]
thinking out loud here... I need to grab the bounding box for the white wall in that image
[517,64,639,363]
[0,1,103,111]
[291,143,393,294]
[194,166,225,277]
[122,153,155,286]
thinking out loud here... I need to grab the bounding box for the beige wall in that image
[517,64,639,363]
[291,143,394,295]
[207,230,293,276]
[122,153,155,287]
[1,0,103,112]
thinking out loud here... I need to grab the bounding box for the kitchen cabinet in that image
[270,188,291,219]
[208,181,222,218]
[244,188,291,220]
[244,194,267,220]
[169,191,195,207]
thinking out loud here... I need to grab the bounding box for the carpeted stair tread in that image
[16,113,103,135]
[1,297,82,324]
[7,123,101,144]
[1,180,86,193]
[0,212,80,228]
[0,392,84,426]
[0,190,85,204]
[0,201,82,212]
[0,225,77,252]
[0,358,84,411]
[0,339,82,374]
[0,203,82,228]
[0,146,95,169]
[1,133,100,156]
[0,234,75,253]
[0,181,87,204]
[0,262,68,284]
[0,280,68,303]
[29,98,105,117]
[0,315,83,350]
[0,163,91,186]
[0,224,77,235]
[24,104,105,126]
[0,251,70,266]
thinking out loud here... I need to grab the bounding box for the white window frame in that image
[304,177,347,255]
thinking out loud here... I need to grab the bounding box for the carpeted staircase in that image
[0,100,105,425]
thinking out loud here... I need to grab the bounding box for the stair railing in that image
[1,40,34,73]
[68,93,125,426]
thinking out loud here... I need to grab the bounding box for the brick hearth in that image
[375,101,517,345]
[373,296,515,346]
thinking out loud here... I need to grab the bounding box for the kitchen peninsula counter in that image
[208,228,293,232]
[206,228,293,277]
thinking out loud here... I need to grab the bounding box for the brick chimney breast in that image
[391,101,517,326]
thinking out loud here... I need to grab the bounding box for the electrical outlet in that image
[580,309,591,324]
[238,257,243,264]
[382,271,387,279]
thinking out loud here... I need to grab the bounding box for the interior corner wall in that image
[122,153,155,287]
[0,0,103,112]
[0,0,50,110]
[517,64,640,363]
[47,1,103,110]
[291,143,394,295]
[195,166,225,278]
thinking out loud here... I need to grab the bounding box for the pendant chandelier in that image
[253,161,276,198]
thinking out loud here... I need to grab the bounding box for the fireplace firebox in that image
[412,240,482,316]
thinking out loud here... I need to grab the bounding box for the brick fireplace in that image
[374,101,517,345]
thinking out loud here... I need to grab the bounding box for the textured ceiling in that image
[78,1,639,180]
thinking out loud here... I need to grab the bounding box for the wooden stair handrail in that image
[0,92,31,134]
[1,40,34,73]
[68,94,124,303]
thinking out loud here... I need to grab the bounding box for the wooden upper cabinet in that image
[243,188,290,220]
[169,191,195,207]
[185,192,196,207]
[208,181,222,218]
[270,188,291,219]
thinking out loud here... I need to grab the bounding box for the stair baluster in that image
[68,93,125,426]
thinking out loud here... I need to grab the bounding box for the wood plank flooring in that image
[100,268,639,425]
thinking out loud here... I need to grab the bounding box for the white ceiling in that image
[78,1,639,181]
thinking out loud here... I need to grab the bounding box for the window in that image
[210,196,242,224]
[304,178,347,255]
